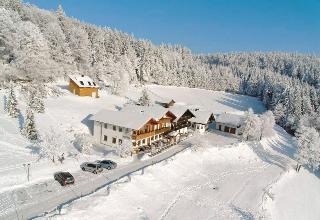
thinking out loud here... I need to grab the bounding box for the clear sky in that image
[25,0,320,54]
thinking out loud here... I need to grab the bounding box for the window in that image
[151,136,154,141]
[79,81,84,85]
[113,125,116,131]
[119,127,123,132]
[93,82,96,86]
[112,137,117,144]
[119,139,122,145]
[142,139,146,144]
[133,142,136,146]
[104,123,108,129]
[88,81,92,86]
[104,135,108,141]
[138,140,141,145]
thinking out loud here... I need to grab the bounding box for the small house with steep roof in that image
[190,110,215,134]
[215,112,245,135]
[69,75,99,98]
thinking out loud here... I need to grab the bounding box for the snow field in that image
[263,168,320,220]
[45,129,291,220]
[1,84,319,220]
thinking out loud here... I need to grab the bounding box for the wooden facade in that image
[69,78,99,98]
[171,109,194,132]
[131,112,176,154]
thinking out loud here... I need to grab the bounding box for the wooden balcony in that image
[132,131,155,140]
[155,127,171,135]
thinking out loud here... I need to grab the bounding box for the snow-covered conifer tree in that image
[56,4,66,17]
[295,125,320,171]
[7,87,19,118]
[23,108,38,141]
[28,93,45,113]
[138,88,151,106]
[242,108,261,141]
[260,111,275,139]
[273,103,285,126]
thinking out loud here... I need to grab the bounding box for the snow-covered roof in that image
[69,75,99,88]
[90,109,153,130]
[121,105,174,120]
[157,98,175,104]
[168,105,194,122]
[190,110,214,124]
[215,113,245,127]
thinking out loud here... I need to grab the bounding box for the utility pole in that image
[23,163,31,182]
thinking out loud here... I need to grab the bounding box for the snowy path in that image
[0,137,197,220]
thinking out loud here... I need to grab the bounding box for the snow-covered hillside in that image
[263,169,320,220]
[0,84,263,191]
[43,126,297,220]
[0,84,319,220]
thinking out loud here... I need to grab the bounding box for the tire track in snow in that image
[159,163,270,220]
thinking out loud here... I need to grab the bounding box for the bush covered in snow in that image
[39,128,67,162]
[73,133,95,155]
[241,110,275,141]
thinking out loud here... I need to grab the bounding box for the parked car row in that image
[54,159,117,186]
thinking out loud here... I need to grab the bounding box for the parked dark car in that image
[80,162,103,174]
[96,160,117,170]
[54,172,75,186]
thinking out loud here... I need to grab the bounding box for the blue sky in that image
[25,0,320,54]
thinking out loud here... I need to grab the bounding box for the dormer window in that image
[88,82,92,86]
[80,81,84,85]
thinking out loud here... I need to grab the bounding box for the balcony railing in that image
[154,127,171,135]
[132,131,155,140]
[131,126,172,140]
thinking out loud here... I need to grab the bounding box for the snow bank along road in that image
[0,136,197,220]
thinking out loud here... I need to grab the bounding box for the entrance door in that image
[224,126,230,132]
[230,128,236,134]
[218,125,222,131]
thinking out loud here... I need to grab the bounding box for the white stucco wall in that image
[215,122,241,135]
[192,123,207,134]
[93,121,132,147]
